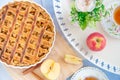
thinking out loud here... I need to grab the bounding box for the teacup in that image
[113,5,120,26]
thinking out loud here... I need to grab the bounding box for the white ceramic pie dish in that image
[0,0,56,69]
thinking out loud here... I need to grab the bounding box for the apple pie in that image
[0,1,55,67]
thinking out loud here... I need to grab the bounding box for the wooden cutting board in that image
[4,31,83,80]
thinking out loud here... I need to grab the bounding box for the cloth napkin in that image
[0,63,13,80]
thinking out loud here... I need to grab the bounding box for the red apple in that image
[86,32,106,51]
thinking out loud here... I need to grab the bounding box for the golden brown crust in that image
[0,1,54,66]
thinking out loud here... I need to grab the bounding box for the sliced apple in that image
[40,59,54,74]
[46,63,60,80]
[40,59,60,80]
[64,54,82,65]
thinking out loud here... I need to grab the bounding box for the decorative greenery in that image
[71,0,109,30]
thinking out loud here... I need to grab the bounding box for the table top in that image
[0,0,120,80]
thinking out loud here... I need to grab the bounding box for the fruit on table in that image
[86,32,106,51]
[40,59,60,80]
[64,54,82,65]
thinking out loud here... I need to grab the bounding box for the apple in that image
[64,54,82,65]
[40,59,60,80]
[86,32,106,51]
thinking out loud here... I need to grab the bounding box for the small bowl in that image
[71,67,109,80]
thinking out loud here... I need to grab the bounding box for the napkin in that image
[0,63,13,80]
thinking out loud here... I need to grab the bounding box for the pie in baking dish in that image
[0,1,55,66]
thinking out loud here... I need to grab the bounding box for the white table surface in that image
[0,0,120,80]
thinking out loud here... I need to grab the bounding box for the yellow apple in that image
[40,59,60,80]
[64,54,82,65]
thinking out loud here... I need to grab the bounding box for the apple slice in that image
[46,63,60,80]
[64,54,82,65]
[40,59,54,74]
[40,59,60,80]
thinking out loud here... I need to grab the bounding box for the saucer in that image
[101,1,120,39]
[71,67,109,80]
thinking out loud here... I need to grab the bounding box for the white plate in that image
[71,67,109,80]
[53,0,120,74]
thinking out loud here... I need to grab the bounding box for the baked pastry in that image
[0,1,55,67]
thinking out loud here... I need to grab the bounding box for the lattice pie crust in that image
[0,1,55,66]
